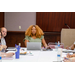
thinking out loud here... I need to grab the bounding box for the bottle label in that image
[0,56,2,60]
[57,54,61,57]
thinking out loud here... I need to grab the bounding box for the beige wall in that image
[4,12,36,31]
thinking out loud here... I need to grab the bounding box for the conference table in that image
[2,48,73,62]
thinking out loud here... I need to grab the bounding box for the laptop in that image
[6,47,16,51]
[27,42,41,50]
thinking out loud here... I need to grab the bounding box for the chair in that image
[48,42,64,49]
[61,28,75,48]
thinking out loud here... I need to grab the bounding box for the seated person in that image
[23,25,49,48]
[0,27,7,52]
[0,29,14,58]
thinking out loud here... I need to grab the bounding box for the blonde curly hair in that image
[25,25,44,38]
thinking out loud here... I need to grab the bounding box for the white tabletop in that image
[2,48,73,62]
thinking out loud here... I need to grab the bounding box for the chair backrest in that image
[61,28,75,48]
[48,42,64,49]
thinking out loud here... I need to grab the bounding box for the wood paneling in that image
[5,31,60,47]
[71,12,75,28]
[5,31,25,47]
[0,12,4,27]
[44,32,60,44]
[36,12,75,32]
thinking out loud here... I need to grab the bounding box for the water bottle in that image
[55,41,60,51]
[15,44,20,59]
[57,49,61,62]
[57,48,62,62]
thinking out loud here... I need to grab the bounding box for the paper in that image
[2,57,13,60]
[6,51,16,53]
[6,48,16,51]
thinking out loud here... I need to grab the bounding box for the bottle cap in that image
[58,41,60,47]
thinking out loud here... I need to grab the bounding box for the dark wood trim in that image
[7,31,60,33]
[7,31,25,33]
[44,32,60,35]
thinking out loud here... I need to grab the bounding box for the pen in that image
[64,58,69,60]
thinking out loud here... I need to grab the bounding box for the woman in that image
[0,29,14,58]
[24,25,49,48]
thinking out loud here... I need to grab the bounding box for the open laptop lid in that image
[27,42,41,50]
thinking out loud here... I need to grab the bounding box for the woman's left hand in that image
[46,46,51,49]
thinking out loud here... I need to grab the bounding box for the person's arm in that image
[70,44,74,50]
[24,40,29,47]
[1,52,14,58]
[71,54,75,57]
[24,36,29,47]
[42,38,47,48]
[67,53,75,58]
[66,44,74,50]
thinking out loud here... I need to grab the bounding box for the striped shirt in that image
[1,38,6,52]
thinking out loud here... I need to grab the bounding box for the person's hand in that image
[6,52,14,57]
[67,53,71,58]
[65,46,70,50]
[63,57,70,62]
[46,46,51,49]
[2,45,7,50]
[0,45,3,51]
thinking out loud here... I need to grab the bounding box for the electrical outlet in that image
[19,43,21,46]
[19,26,21,29]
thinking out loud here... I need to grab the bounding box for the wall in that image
[36,12,75,32]
[4,12,75,47]
[3,12,36,47]
[4,12,36,31]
